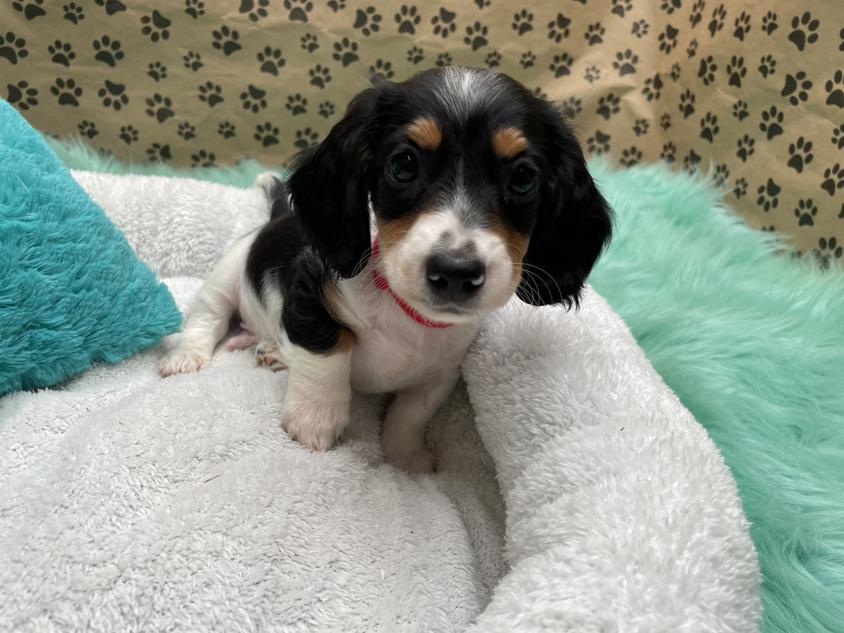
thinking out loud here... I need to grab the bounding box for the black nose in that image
[425,252,486,302]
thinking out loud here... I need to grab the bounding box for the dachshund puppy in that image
[160,66,611,473]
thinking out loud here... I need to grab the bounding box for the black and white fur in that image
[160,67,612,473]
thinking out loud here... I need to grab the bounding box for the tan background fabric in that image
[2,0,843,261]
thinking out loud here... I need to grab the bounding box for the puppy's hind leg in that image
[159,237,252,376]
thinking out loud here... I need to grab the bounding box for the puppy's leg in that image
[382,372,460,474]
[159,237,251,376]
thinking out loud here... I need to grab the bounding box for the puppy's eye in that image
[387,151,419,183]
[508,163,538,196]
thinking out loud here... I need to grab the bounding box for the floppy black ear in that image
[518,112,612,307]
[287,85,384,278]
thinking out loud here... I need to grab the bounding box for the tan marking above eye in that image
[492,127,528,159]
[406,117,442,150]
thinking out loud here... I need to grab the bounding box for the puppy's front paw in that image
[159,349,210,377]
[281,401,348,451]
[384,443,435,474]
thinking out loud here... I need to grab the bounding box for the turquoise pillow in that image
[0,100,181,397]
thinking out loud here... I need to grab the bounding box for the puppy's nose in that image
[426,252,486,302]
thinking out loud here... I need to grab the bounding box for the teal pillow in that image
[0,100,181,397]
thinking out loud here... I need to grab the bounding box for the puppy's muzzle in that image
[425,251,486,303]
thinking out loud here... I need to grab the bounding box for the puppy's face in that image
[289,67,612,319]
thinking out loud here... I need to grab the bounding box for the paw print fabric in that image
[3,0,842,258]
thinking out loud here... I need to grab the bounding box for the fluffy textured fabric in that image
[0,171,760,632]
[0,103,181,396]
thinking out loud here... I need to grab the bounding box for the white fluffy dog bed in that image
[0,172,761,632]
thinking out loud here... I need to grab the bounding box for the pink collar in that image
[370,239,454,329]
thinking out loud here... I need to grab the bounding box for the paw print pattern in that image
[144,93,174,123]
[596,93,621,120]
[821,164,843,196]
[788,12,819,51]
[759,106,784,140]
[658,24,679,53]
[689,0,704,28]
[198,81,223,107]
[98,79,128,110]
[435,52,452,67]
[660,0,681,15]
[781,72,813,106]
[94,0,126,16]
[631,20,649,38]
[318,101,335,118]
[708,4,726,38]
[485,51,501,68]
[825,70,844,109]
[733,178,748,199]
[332,38,358,67]
[713,164,730,187]
[610,0,632,18]
[147,61,167,81]
[218,121,236,138]
[239,0,269,22]
[633,118,649,136]
[762,11,778,35]
[732,100,749,121]
[240,85,268,113]
[6,80,38,110]
[510,9,533,36]
[300,33,319,53]
[396,5,421,35]
[736,135,755,162]
[285,0,313,23]
[212,26,241,56]
[586,130,611,155]
[687,149,702,171]
[63,3,84,23]
[119,125,138,144]
[661,142,676,163]
[10,0,45,21]
[643,73,663,101]
[140,10,171,42]
[620,146,642,167]
[758,54,776,79]
[77,120,98,139]
[177,122,196,140]
[612,49,639,76]
[0,32,29,65]
[407,46,424,64]
[191,149,216,168]
[464,22,489,50]
[308,64,331,89]
[254,122,279,147]
[549,53,573,78]
[678,89,695,118]
[48,40,75,67]
[660,113,672,130]
[327,0,345,11]
[697,55,717,85]
[294,127,319,150]
[185,0,204,19]
[257,47,285,75]
[50,78,82,106]
[547,13,570,42]
[369,59,394,80]
[431,8,457,39]
[756,178,781,211]
[285,94,307,115]
[519,51,536,69]
[686,39,698,59]
[814,237,843,269]
[584,22,605,46]
[584,65,600,83]
[354,6,383,37]
[560,96,582,120]
[726,56,747,88]
[183,51,203,72]
[699,112,720,142]
[147,143,172,163]
[831,124,844,151]
[92,36,123,67]
[733,11,751,41]
[793,199,818,226]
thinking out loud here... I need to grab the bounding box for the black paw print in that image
[733,178,748,198]
[148,61,167,81]
[240,85,267,112]
[6,80,38,110]
[144,93,174,123]
[285,0,313,22]
[660,113,672,130]
[92,36,123,67]
[733,11,751,41]
[435,52,452,67]
[793,199,818,226]
[678,89,695,118]
[560,96,582,119]
[788,12,819,51]
[631,19,649,38]
[660,142,676,163]
[689,0,704,28]
[821,164,844,196]
[584,22,604,45]
[658,24,679,53]
[254,122,279,148]
[547,13,570,42]
[98,79,127,111]
[661,0,681,15]
[643,73,663,101]
[549,52,573,78]
[198,81,223,106]
[146,143,172,163]
[177,122,196,140]
[218,121,236,138]
[257,47,284,75]
[613,49,638,76]
[407,46,424,64]
[762,11,777,35]
[532,87,549,101]
[699,112,719,142]
[140,10,171,42]
[518,51,536,69]
[212,26,241,56]
[758,54,776,79]
[781,72,813,106]
[63,2,84,24]
[596,93,621,120]
[610,0,632,18]
[94,0,126,16]
[713,164,730,188]
[584,65,600,83]
[620,146,642,167]
[464,21,489,50]
[50,78,82,106]
[831,124,844,150]
[0,32,29,65]
[185,0,204,19]
[78,120,98,139]
[48,40,75,67]
[586,130,611,155]
[708,4,726,38]
[670,63,682,81]
[285,93,307,115]
[308,64,331,88]
[510,9,533,36]
[756,178,781,211]
[396,5,421,35]
[240,0,269,22]
[327,0,345,11]
[825,70,844,108]
[474,0,490,7]
[12,0,45,20]
[726,56,747,88]
[332,37,358,67]
[191,149,216,168]
[183,51,203,72]
[633,118,649,136]
[318,101,335,118]
[431,8,457,38]
[119,125,138,144]
[736,134,755,162]
[814,237,843,270]
[697,55,717,85]
[294,127,319,150]
[354,6,383,36]
[369,59,394,80]
[300,33,319,52]
[485,51,501,68]
[732,100,749,121]
[759,106,784,140]
[686,39,698,59]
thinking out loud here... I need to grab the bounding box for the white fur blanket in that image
[0,172,760,632]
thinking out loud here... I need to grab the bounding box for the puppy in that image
[160,66,612,473]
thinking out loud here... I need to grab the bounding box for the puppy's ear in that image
[288,84,387,278]
[518,107,612,307]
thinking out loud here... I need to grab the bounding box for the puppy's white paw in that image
[384,442,435,474]
[254,171,281,194]
[159,349,210,377]
[281,401,348,452]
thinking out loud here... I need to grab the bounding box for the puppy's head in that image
[289,66,611,322]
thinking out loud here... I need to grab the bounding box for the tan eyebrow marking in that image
[406,117,442,150]
[492,127,528,159]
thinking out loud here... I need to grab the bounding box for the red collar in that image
[370,239,454,329]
